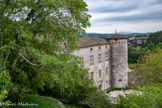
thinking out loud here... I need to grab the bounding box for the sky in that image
[84,0,162,33]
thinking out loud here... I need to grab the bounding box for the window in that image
[106,68,108,75]
[81,57,84,66]
[90,72,94,79]
[119,79,122,81]
[98,54,102,63]
[99,47,101,50]
[105,46,107,48]
[99,84,102,91]
[105,52,108,61]
[90,48,93,51]
[99,70,102,78]
[90,55,94,65]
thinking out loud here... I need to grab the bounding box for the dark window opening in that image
[119,79,122,81]
[99,84,102,91]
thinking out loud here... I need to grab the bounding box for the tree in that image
[0,61,12,104]
[133,48,162,86]
[128,47,148,64]
[39,60,98,104]
[0,0,91,99]
[84,92,112,108]
[135,34,148,37]
[147,31,162,45]
[117,84,162,108]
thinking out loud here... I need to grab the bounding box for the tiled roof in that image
[78,36,109,48]
[107,34,128,39]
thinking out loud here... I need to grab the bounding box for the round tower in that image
[107,34,128,88]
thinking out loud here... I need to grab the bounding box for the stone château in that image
[72,34,128,91]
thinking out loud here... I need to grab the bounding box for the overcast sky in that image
[84,0,162,33]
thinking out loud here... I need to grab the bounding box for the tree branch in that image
[0,46,10,50]
[18,53,42,67]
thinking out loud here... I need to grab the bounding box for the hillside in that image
[84,32,151,38]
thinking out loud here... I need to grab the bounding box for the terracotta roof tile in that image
[78,36,109,48]
[107,34,128,39]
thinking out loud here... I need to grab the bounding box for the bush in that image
[117,84,162,108]
[107,86,131,93]
[84,92,112,108]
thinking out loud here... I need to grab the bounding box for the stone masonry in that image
[72,34,128,91]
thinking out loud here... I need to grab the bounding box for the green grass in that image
[64,104,83,108]
[9,95,60,108]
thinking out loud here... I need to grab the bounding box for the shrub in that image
[117,84,162,108]
[107,86,131,93]
[84,92,112,108]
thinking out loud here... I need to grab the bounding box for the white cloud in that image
[84,0,162,33]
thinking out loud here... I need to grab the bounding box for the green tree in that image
[136,34,148,37]
[84,92,112,108]
[117,84,162,108]
[0,0,91,101]
[128,47,148,64]
[133,48,162,86]
[0,61,12,104]
[147,31,162,45]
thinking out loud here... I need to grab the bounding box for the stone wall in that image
[72,38,128,91]
[109,39,128,88]
[72,44,111,91]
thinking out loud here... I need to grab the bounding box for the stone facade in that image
[72,34,128,91]
[109,39,128,88]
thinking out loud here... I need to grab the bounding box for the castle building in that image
[72,34,128,91]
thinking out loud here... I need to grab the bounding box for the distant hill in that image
[84,32,151,38]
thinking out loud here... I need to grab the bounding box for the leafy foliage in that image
[148,31,162,45]
[84,92,111,108]
[133,48,162,86]
[0,0,94,104]
[128,47,148,63]
[0,61,12,104]
[117,84,162,108]
[39,58,97,104]
[135,34,148,37]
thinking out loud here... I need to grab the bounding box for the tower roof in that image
[107,34,128,40]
